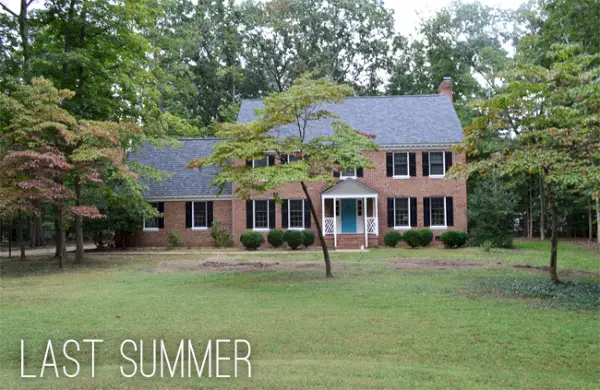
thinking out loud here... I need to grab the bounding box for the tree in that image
[188,75,378,277]
[453,45,600,282]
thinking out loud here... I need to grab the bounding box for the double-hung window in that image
[430,197,446,227]
[253,157,269,168]
[429,152,445,177]
[192,201,208,229]
[340,167,356,179]
[392,152,409,177]
[143,202,163,231]
[287,154,301,163]
[388,197,416,229]
[253,200,269,230]
[288,200,304,229]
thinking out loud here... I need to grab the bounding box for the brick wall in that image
[132,200,232,247]
[135,149,467,248]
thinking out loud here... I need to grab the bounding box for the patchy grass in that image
[0,241,598,389]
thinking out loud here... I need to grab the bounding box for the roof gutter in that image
[146,195,234,202]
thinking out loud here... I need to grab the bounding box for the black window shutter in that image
[357,167,364,177]
[282,199,288,228]
[207,201,214,227]
[422,152,429,176]
[281,154,288,164]
[387,198,394,227]
[268,155,275,166]
[304,199,311,228]
[386,153,393,177]
[246,200,253,229]
[157,202,165,229]
[445,151,453,173]
[268,200,276,228]
[446,197,454,226]
[246,160,252,167]
[424,198,431,227]
[409,153,416,177]
[333,171,340,178]
[185,202,192,228]
[410,197,417,227]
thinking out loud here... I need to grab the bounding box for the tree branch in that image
[0,2,18,18]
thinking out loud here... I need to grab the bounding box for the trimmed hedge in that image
[283,230,305,250]
[417,229,434,247]
[302,230,316,247]
[384,231,402,247]
[267,229,285,248]
[440,231,469,249]
[403,230,421,248]
[240,231,265,250]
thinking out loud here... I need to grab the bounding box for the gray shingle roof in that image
[129,139,232,200]
[237,94,463,145]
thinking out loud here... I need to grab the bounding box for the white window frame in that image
[393,198,412,230]
[287,199,305,230]
[143,202,160,232]
[287,154,302,163]
[392,152,410,179]
[191,201,208,230]
[252,157,270,168]
[429,152,446,179]
[430,196,447,229]
[340,167,357,180]
[253,200,270,231]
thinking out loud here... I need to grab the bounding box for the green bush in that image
[210,219,233,247]
[302,230,316,247]
[417,229,434,246]
[283,230,304,250]
[402,230,421,248]
[240,231,265,250]
[384,231,402,247]
[440,231,469,249]
[267,229,285,248]
[167,231,183,247]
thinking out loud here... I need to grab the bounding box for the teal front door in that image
[341,199,357,233]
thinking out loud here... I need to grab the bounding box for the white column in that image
[333,197,337,248]
[321,196,325,234]
[364,196,368,248]
[375,196,379,236]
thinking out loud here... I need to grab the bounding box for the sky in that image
[3,0,527,34]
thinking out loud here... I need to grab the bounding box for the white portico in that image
[321,179,379,248]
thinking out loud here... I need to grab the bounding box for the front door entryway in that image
[341,199,357,233]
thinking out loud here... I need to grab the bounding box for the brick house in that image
[129,78,467,248]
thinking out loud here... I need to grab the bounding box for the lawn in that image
[0,240,598,389]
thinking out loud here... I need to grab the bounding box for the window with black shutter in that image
[389,197,416,228]
[191,201,208,229]
[144,202,163,230]
[288,200,304,228]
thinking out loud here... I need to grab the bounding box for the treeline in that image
[0,0,598,265]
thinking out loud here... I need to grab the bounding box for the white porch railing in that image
[324,217,335,235]
[366,217,378,234]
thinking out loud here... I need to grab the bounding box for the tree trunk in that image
[539,174,545,240]
[528,174,533,238]
[18,0,31,81]
[547,188,559,283]
[8,218,13,259]
[596,197,599,245]
[56,205,65,269]
[74,177,84,263]
[300,181,333,278]
[589,200,593,242]
[16,215,25,261]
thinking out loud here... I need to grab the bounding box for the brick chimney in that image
[438,77,453,102]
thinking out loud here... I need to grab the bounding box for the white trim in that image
[392,175,410,180]
[322,194,377,199]
[287,199,305,229]
[191,201,209,229]
[379,143,458,150]
[428,151,446,178]
[286,154,302,163]
[252,199,270,230]
[431,226,448,230]
[252,156,270,168]
[146,196,232,201]
[143,202,161,231]
[143,227,159,232]
[339,167,357,180]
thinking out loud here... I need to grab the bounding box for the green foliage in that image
[210,219,233,247]
[384,231,402,247]
[417,230,434,247]
[402,230,421,248]
[482,240,493,252]
[467,177,518,248]
[267,229,285,248]
[302,230,316,248]
[283,230,305,250]
[240,231,265,250]
[167,231,183,247]
[440,231,469,249]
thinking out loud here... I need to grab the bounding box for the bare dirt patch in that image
[513,264,600,276]
[386,258,499,270]
[150,258,339,274]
